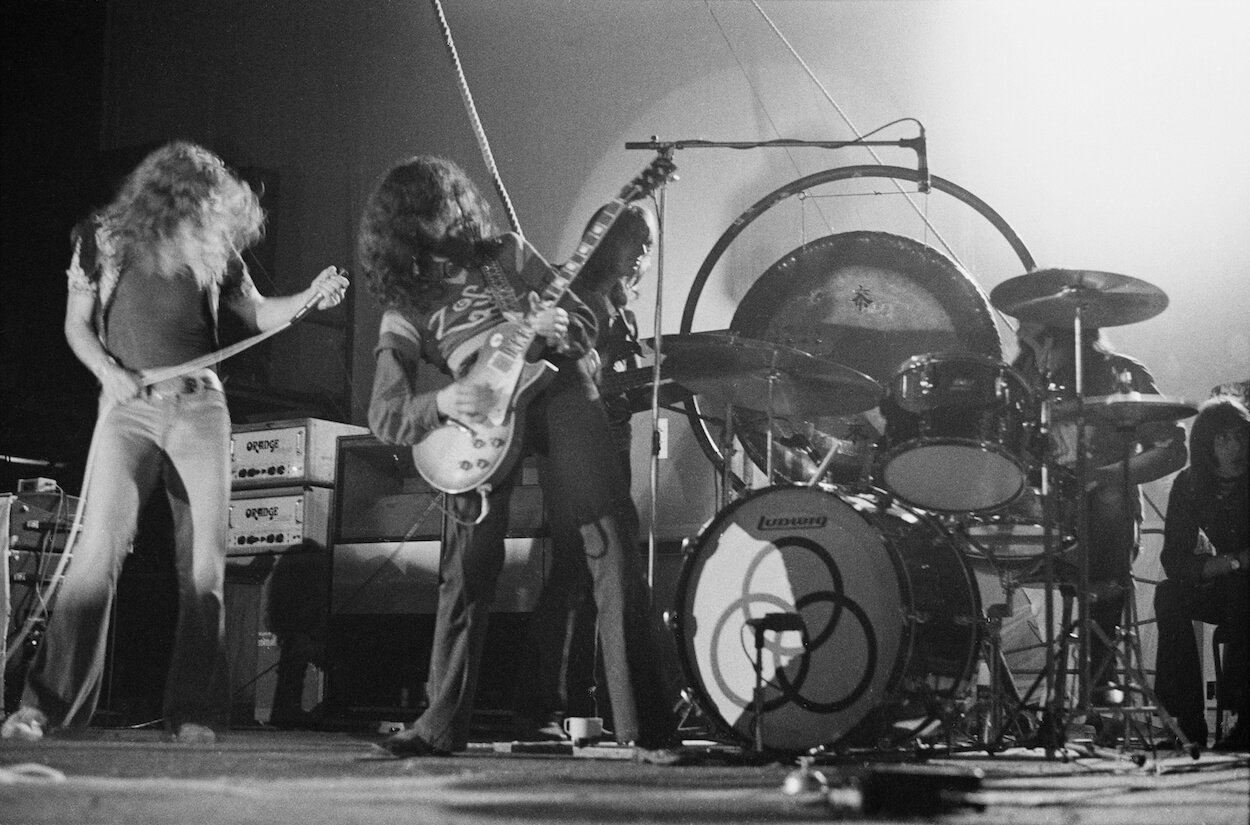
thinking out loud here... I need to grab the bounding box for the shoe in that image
[632,745,686,766]
[173,723,218,744]
[377,728,452,757]
[1213,721,1249,752]
[1,707,48,742]
[1175,719,1209,749]
[511,715,567,743]
[1089,714,1126,747]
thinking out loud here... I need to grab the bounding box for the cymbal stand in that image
[1087,419,1197,757]
[1036,374,1065,756]
[764,364,778,484]
[1025,304,1093,755]
[1071,299,1094,720]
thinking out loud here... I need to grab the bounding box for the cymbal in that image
[1054,393,1198,426]
[990,269,1168,327]
[655,331,883,417]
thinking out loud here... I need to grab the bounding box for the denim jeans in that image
[22,370,232,732]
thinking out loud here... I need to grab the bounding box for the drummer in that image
[1012,323,1187,703]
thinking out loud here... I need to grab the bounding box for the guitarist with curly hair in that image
[359,155,677,758]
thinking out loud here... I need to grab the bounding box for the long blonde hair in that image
[98,141,264,288]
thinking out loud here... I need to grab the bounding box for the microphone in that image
[290,267,345,324]
[746,612,808,649]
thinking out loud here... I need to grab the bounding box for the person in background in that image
[510,203,667,740]
[359,155,675,758]
[1,141,348,744]
[1154,396,1249,750]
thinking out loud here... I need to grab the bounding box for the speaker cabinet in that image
[323,436,548,722]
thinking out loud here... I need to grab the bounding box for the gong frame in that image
[676,164,1037,486]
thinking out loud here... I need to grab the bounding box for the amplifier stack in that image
[322,434,550,725]
[3,489,81,713]
[225,418,366,726]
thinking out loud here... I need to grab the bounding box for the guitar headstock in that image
[619,153,678,203]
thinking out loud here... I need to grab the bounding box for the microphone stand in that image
[646,167,670,589]
[625,136,928,193]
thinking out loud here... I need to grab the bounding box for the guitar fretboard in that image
[541,199,626,306]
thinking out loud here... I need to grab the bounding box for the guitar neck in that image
[539,199,627,307]
[598,363,671,396]
[491,153,671,360]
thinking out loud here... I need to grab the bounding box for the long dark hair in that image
[356,156,495,312]
[1187,396,1250,507]
[1013,324,1122,391]
[576,203,656,307]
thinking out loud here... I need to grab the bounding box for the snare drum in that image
[880,352,1036,513]
[959,471,1078,566]
[671,485,980,753]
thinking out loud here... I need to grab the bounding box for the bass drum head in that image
[672,485,909,753]
[729,230,1002,485]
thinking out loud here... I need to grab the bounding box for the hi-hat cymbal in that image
[990,269,1168,327]
[654,331,883,417]
[1054,393,1198,426]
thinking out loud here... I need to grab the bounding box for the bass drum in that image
[671,485,980,753]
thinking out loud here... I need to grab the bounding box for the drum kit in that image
[660,267,1199,756]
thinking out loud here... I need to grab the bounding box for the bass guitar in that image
[411,154,677,494]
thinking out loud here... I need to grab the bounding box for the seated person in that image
[1154,396,1249,750]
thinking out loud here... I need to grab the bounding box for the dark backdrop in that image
[1,1,107,492]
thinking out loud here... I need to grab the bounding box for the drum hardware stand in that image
[1068,302,1097,724]
[1031,298,1100,750]
[1035,375,1072,757]
[990,587,1080,755]
[963,542,1049,753]
[1082,607,1197,758]
[718,400,738,509]
[1079,417,1198,758]
[975,602,1010,750]
[806,438,845,488]
[745,612,806,753]
[987,266,1178,757]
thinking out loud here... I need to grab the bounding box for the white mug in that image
[563,716,603,744]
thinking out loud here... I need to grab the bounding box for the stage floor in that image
[1,727,1246,825]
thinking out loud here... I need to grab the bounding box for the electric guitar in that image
[411,154,677,493]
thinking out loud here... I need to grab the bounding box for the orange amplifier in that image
[227,486,332,562]
[230,418,366,489]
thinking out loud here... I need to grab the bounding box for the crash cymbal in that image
[655,331,883,417]
[1054,393,1198,426]
[990,269,1168,327]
